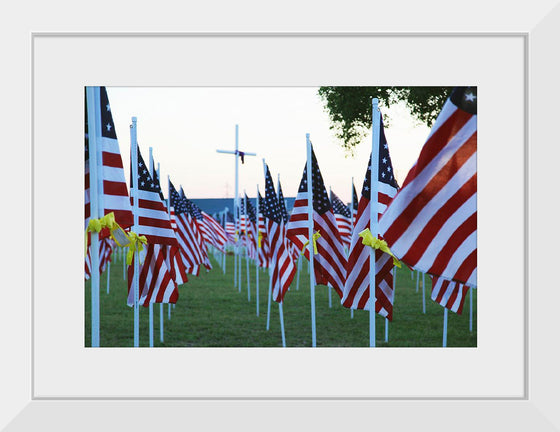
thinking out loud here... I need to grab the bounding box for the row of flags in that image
[85,85,477,346]
[227,87,477,322]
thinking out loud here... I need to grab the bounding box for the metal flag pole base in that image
[416,271,420,292]
[328,286,332,308]
[246,251,251,302]
[160,303,164,343]
[279,301,286,347]
[385,318,389,342]
[469,287,473,332]
[149,303,154,347]
[106,261,111,294]
[296,255,301,290]
[123,247,127,280]
[266,269,272,330]
[351,309,354,319]
[443,307,449,347]
[168,303,171,320]
[256,261,260,317]
[422,272,426,314]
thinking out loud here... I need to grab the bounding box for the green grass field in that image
[85,249,477,347]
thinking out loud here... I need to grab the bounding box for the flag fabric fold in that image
[342,114,399,320]
[379,87,477,288]
[285,147,347,297]
[262,164,296,302]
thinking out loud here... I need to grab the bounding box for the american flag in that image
[278,180,300,263]
[351,182,358,226]
[342,114,399,320]
[286,146,347,296]
[242,194,258,261]
[127,244,179,307]
[379,87,477,287]
[224,211,236,244]
[150,163,188,285]
[127,152,181,307]
[257,191,270,268]
[85,238,114,280]
[180,188,212,270]
[169,180,208,275]
[330,189,352,251]
[202,211,228,253]
[262,163,297,302]
[85,87,133,232]
[130,147,178,246]
[430,275,470,314]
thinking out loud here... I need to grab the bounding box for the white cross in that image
[216,124,257,268]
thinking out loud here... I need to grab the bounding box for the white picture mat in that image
[3,0,559,429]
[32,34,523,398]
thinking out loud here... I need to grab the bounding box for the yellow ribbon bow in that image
[302,231,321,255]
[126,232,148,265]
[258,231,263,248]
[84,212,130,256]
[358,228,401,268]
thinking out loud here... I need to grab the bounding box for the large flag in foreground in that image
[130,148,178,246]
[342,114,399,320]
[286,147,347,296]
[262,164,296,302]
[127,146,179,306]
[379,87,477,287]
[85,86,134,232]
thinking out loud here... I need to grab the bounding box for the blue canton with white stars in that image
[297,146,332,215]
[132,148,164,197]
[330,191,351,217]
[361,115,399,200]
[263,165,282,224]
[169,181,189,216]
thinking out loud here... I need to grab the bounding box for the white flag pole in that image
[279,301,286,347]
[263,159,272,331]
[86,87,101,347]
[386,266,396,343]
[266,267,272,330]
[369,98,381,348]
[244,189,250,302]
[422,271,426,314]
[255,185,260,316]
[106,260,111,294]
[350,177,355,320]
[416,271,420,292]
[306,134,317,347]
[469,287,473,332]
[296,255,301,291]
[235,125,241,292]
[122,247,126,280]
[443,308,449,347]
[130,116,140,347]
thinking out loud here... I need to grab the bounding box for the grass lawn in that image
[85,249,477,347]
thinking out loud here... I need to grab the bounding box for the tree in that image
[317,86,452,153]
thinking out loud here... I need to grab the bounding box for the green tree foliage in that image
[318,87,452,153]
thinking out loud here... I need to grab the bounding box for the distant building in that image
[191,197,295,218]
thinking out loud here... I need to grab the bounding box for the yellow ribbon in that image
[358,228,401,268]
[126,232,148,265]
[302,231,321,255]
[84,212,129,256]
[258,231,263,248]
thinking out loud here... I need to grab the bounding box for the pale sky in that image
[107,87,431,204]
